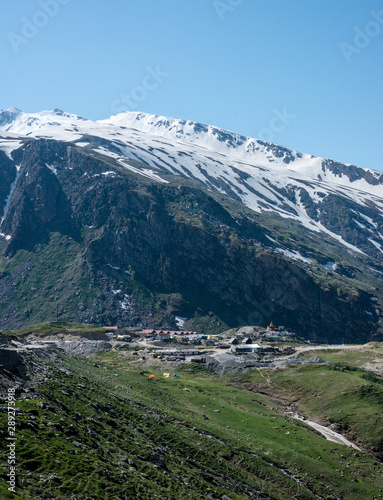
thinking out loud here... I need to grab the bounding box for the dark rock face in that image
[84,201,372,342]
[256,141,296,164]
[0,139,381,342]
[0,151,17,216]
[318,194,383,259]
[0,349,22,371]
[2,141,78,254]
[322,159,383,186]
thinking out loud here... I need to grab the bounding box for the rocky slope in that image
[0,110,382,341]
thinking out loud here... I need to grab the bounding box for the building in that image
[116,335,132,341]
[231,344,261,354]
[155,332,172,341]
[267,321,277,332]
[242,337,253,345]
[232,344,276,355]
[141,329,198,339]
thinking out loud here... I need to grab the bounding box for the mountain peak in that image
[4,107,22,114]
[0,107,23,128]
[0,107,382,209]
[0,106,383,340]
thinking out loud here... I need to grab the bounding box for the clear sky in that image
[0,0,382,170]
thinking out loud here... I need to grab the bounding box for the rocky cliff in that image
[0,138,381,342]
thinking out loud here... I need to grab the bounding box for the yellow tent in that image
[163,373,171,378]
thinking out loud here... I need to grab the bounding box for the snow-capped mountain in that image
[0,107,382,339]
[1,107,383,259]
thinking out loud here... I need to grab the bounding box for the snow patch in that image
[120,294,130,310]
[1,165,20,222]
[0,138,23,159]
[352,219,366,230]
[322,261,337,271]
[265,235,278,244]
[358,212,378,229]
[107,264,120,270]
[175,316,188,328]
[275,247,312,264]
[46,164,58,175]
[368,238,383,253]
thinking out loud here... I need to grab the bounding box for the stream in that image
[293,414,361,450]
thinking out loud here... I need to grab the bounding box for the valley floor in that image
[0,340,382,499]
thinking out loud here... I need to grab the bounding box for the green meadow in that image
[0,347,382,499]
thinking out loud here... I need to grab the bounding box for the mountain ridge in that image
[1,107,381,177]
[1,107,383,260]
[0,108,382,340]
[1,107,382,190]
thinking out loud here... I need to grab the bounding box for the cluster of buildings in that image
[102,322,300,369]
[140,329,199,341]
[232,322,296,343]
[106,322,298,349]
[108,328,201,344]
[225,323,296,355]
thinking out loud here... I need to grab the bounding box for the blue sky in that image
[0,0,382,170]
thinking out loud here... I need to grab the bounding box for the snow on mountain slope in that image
[0,130,25,160]
[0,107,86,130]
[1,107,383,257]
[103,111,383,190]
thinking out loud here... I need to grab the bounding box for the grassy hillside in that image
[0,348,383,499]
[1,321,114,338]
[231,344,383,459]
[0,232,98,329]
